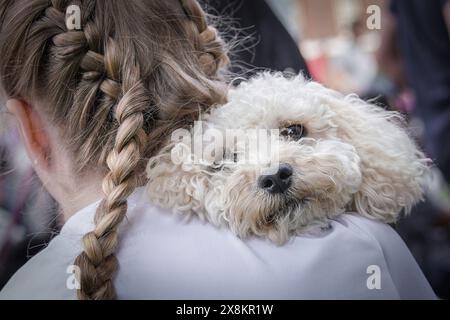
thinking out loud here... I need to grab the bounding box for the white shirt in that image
[0,187,436,300]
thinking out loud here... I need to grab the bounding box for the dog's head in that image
[147,73,430,244]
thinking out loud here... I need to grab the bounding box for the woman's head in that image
[0,0,229,299]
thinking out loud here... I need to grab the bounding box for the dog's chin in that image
[241,195,307,245]
[261,200,339,245]
[264,196,304,222]
[248,186,348,244]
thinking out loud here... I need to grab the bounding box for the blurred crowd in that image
[1,0,449,298]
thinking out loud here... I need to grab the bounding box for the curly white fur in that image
[146,72,430,244]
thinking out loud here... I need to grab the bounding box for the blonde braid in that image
[76,57,149,296]
[43,1,149,300]
[75,78,149,300]
[179,0,229,76]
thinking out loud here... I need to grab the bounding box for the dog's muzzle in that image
[258,163,293,194]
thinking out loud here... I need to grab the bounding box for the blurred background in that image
[1,0,449,298]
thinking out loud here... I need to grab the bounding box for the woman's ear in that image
[6,99,51,169]
[331,97,430,223]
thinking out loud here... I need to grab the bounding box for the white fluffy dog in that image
[146,73,430,244]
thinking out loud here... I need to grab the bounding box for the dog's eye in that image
[280,124,306,140]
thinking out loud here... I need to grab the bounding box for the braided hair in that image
[0,0,229,299]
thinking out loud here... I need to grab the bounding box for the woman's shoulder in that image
[329,214,436,299]
[116,190,436,299]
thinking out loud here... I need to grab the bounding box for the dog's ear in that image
[146,138,211,219]
[330,96,430,223]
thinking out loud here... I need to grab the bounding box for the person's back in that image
[0,187,436,299]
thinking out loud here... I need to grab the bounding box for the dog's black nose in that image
[258,163,293,194]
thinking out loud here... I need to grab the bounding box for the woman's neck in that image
[60,180,104,221]
[46,169,105,222]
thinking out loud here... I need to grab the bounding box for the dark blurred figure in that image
[207,0,310,78]
[379,0,450,298]
[395,200,450,299]
[0,129,58,289]
[379,0,450,183]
